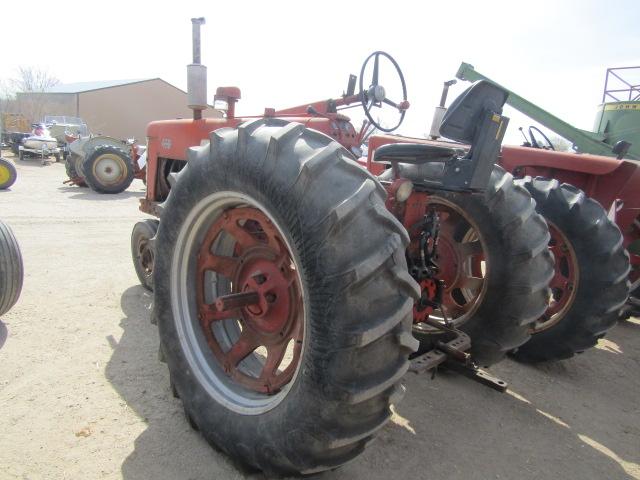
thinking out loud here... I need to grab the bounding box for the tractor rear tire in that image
[131,219,158,291]
[512,178,629,362]
[82,145,134,194]
[417,166,554,366]
[0,220,24,317]
[154,119,419,475]
[0,158,17,190]
[65,155,87,187]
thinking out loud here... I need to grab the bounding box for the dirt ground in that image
[0,153,639,480]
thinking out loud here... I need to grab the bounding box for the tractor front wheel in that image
[512,178,629,362]
[131,219,158,291]
[153,119,419,475]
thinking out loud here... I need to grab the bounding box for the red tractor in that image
[449,65,633,363]
[130,18,553,474]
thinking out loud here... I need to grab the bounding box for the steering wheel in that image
[359,51,408,133]
[528,126,555,150]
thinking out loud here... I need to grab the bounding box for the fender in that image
[499,145,640,254]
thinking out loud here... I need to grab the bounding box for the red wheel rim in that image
[195,207,303,394]
[414,198,488,329]
[532,221,579,333]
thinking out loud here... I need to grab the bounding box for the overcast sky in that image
[1,0,639,145]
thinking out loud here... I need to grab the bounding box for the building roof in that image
[43,78,157,94]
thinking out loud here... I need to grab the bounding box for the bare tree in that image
[9,66,60,94]
[1,67,60,127]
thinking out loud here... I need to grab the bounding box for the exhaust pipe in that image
[187,17,207,120]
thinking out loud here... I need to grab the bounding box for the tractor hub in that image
[0,164,11,185]
[195,207,303,394]
[93,154,126,185]
[422,199,487,327]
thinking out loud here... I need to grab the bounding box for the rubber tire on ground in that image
[421,166,555,366]
[131,219,158,291]
[154,119,420,475]
[82,145,134,194]
[65,155,87,187]
[512,177,629,362]
[0,220,24,317]
[0,158,17,190]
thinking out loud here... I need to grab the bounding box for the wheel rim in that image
[414,198,488,331]
[93,154,126,185]
[0,164,10,185]
[531,221,579,333]
[171,192,305,414]
[136,236,154,284]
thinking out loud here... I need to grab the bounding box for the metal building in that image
[17,78,220,140]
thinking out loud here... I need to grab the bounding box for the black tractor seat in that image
[374,143,461,164]
[374,143,462,186]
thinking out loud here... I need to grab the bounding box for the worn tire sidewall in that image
[131,220,158,291]
[155,146,343,464]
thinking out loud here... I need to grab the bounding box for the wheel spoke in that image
[372,53,379,86]
[200,305,241,325]
[458,240,482,257]
[260,341,289,382]
[366,96,376,112]
[442,292,466,317]
[221,223,259,251]
[199,253,240,278]
[383,98,399,109]
[226,330,260,368]
[461,275,483,291]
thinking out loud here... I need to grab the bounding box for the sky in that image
[1,0,639,145]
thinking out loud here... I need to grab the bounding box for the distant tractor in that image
[130,18,553,475]
[64,135,143,193]
[449,63,634,362]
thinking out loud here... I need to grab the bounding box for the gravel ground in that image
[0,154,638,480]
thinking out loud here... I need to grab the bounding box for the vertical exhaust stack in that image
[187,17,208,120]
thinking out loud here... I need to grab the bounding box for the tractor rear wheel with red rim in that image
[153,119,419,475]
[413,166,555,366]
[513,178,629,362]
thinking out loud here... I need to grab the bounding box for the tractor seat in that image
[374,143,460,185]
